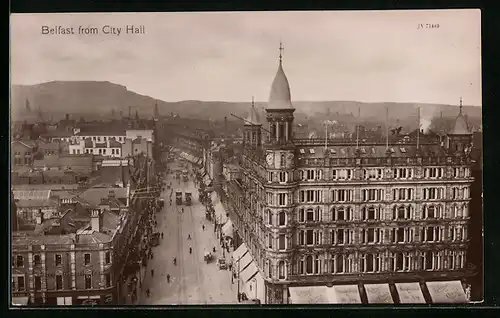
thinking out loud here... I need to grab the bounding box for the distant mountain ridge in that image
[11,81,482,123]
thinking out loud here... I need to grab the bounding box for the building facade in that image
[11,184,139,306]
[12,140,37,166]
[224,50,475,304]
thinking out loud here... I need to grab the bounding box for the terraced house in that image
[224,48,475,304]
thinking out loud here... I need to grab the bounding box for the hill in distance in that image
[11,81,482,124]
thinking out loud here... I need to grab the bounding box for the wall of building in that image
[126,130,153,142]
[12,142,35,166]
[17,206,58,225]
[12,241,116,305]
[121,139,153,159]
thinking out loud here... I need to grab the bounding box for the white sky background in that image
[11,10,481,105]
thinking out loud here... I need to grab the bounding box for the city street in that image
[138,167,237,305]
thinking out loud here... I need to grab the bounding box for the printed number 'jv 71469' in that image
[417,23,440,30]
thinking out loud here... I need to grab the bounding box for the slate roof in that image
[39,142,62,151]
[16,198,59,208]
[78,186,127,207]
[12,140,36,149]
[76,124,127,136]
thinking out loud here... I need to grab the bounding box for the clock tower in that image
[262,42,297,304]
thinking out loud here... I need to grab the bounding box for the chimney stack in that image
[90,209,102,232]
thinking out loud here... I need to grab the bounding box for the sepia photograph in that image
[9,10,482,306]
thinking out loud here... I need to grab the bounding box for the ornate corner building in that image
[226,47,475,304]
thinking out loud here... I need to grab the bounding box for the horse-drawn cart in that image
[204,251,213,263]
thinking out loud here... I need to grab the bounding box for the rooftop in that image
[78,186,128,207]
[16,198,59,208]
[295,144,447,159]
[12,140,37,148]
[12,184,80,191]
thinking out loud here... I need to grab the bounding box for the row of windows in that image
[296,250,465,275]
[14,252,111,268]
[270,187,468,205]
[296,203,467,223]
[13,151,32,156]
[13,158,32,165]
[296,167,470,182]
[296,225,466,247]
[268,171,289,183]
[12,273,111,292]
[86,136,124,142]
[79,148,121,155]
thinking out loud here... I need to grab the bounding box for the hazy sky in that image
[11,10,481,105]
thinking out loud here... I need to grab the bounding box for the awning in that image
[222,219,233,239]
[244,269,265,303]
[328,285,362,304]
[237,251,253,272]
[364,284,394,304]
[240,258,258,283]
[12,296,29,306]
[395,282,426,304]
[232,243,248,262]
[426,281,468,303]
[289,286,330,304]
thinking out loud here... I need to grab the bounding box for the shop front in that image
[425,280,468,303]
[395,282,426,303]
[287,280,469,304]
[12,295,30,306]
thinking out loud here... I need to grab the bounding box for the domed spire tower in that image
[266,42,295,146]
[243,96,262,148]
[446,97,473,154]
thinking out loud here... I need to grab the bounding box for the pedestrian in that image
[202,224,205,231]
[213,246,216,253]
[161,232,164,239]
[189,247,192,254]
[151,269,154,277]
[146,288,150,298]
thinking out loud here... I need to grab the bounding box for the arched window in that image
[364,206,376,220]
[306,208,314,222]
[398,206,406,219]
[267,210,273,225]
[279,211,286,226]
[306,255,313,274]
[427,205,436,219]
[278,261,285,279]
[337,207,345,221]
[298,208,305,222]
[331,208,336,221]
[270,123,276,139]
[336,254,344,273]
